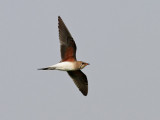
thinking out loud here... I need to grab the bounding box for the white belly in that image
[49,62,76,71]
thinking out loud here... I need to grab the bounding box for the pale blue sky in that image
[0,0,160,120]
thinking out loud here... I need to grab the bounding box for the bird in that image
[38,16,89,96]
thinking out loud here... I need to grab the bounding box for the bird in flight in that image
[38,16,89,96]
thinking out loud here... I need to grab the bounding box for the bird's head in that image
[79,61,90,69]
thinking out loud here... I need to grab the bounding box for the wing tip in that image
[58,16,63,32]
[58,16,62,23]
[82,92,88,96]
[58,16,61,20]
[81,88,88,96]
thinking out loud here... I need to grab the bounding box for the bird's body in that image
[38,16,89,96]
[39,61,86,71]
[49,62,77,71]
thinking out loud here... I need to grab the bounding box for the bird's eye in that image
[80,63,84,69]
[81,63,84,66]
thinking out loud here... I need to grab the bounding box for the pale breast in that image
[53,62,79,71]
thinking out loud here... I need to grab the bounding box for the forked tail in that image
[38,67,56,70]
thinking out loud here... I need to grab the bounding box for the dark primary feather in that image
[58,16,77,62]
[67,70,88,96]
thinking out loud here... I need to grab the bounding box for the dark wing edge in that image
[67,70,88,96]
[58,16,72,44]
[58,16,77,61]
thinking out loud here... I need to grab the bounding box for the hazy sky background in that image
[1,0,160,120]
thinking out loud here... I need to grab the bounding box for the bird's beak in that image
[87,63,90,65]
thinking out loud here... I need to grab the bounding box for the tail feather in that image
[38,67,56,70]
[38,67,49,70]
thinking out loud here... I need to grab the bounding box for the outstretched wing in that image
[67,70,88,96]
[58,16,77,62]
